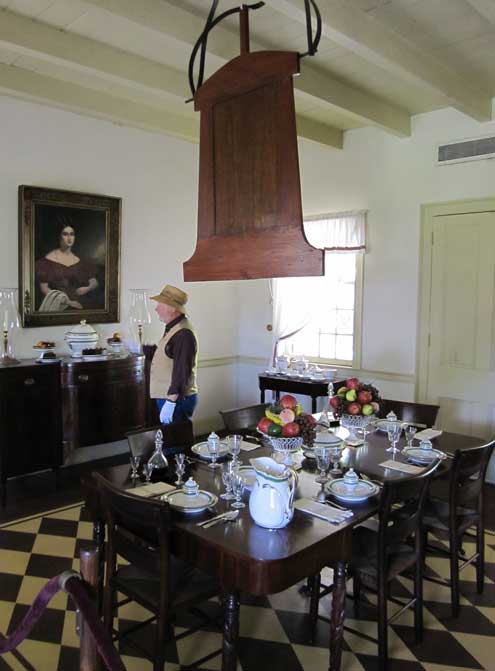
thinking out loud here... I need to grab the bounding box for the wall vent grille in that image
[437,136,495,165]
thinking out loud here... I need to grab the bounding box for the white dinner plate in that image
[326,478,380,503]
[82,354,108,361]
[191,441,230,460]
[402,447,446,465]
[36,357,61,364]
[238,465,257,490]
[162,489,218,513]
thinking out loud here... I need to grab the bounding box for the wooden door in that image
[418,199,495,480]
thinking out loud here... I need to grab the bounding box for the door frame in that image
[417,196,495,404]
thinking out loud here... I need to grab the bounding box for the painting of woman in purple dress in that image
[19,186,121,327]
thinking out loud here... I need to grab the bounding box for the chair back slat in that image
[220,403,269,433]
[379,399,439,427]
[450,439,495,509]
[378,463,438,568]
[126,420,194,460]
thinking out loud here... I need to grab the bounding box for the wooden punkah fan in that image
[183,1,325,281]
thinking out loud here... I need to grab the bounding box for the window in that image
[272,211,365,367]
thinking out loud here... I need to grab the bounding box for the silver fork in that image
[197,510,239,528]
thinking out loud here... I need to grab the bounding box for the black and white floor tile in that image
[0,504,493,670]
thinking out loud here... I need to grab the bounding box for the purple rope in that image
[0,573,126,671]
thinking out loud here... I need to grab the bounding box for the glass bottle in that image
[0,288,21,366]
[147,429,168,474]
[128,289,152,353]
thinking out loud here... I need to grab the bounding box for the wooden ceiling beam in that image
[80,0,411,137]
[265,0,492,122]
[0,63,199,142]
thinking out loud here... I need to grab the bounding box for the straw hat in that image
[150,285,188,314]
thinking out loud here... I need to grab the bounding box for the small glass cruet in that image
[147,429,168,472]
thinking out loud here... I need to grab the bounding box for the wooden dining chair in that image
[126,420,194,461]
[378,399,440,427]
[94,473,221,671]
[309,463,438,671]
[422,438,495,617]
[219,403,269,435]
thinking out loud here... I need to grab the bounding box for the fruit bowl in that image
[340,414,375,442]
[268,436,304,453]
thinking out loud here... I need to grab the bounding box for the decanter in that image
[147,429,168,474]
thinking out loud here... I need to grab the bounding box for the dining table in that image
[81,426,484,671]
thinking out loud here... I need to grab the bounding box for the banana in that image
[265,409,284,425]
[295,403,303,416]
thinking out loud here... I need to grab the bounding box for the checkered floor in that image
[0,504,494,671]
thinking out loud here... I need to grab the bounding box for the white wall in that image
[0,95,238,431]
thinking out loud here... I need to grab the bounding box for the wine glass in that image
[228,434,242,464]
[314,446,331,484]
[143,462,154,483]
[207,438,220,469]
[329,445,343,476]
[404,425,417,447]
[174,453,186,486]
[231,473,245,509]
[129,455,140,480]
[220,462,236,500]
[386,423,402,454]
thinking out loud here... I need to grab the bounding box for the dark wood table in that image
[259,373,345,412]
[81,429,484,671]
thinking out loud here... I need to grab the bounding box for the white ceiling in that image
[0,0,493,148]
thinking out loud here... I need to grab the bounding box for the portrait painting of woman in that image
[35,211,105,312]
[19,186,121,327]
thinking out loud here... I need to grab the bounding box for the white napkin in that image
[294,499,350,524]
[239,440,260,452]
[127,482,176,497]
[413,428,443,440]
[379,460,424,474]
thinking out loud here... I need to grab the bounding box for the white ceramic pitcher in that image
[249,457,296,529]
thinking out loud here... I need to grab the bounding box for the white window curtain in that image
[304,210,366,252]
[269,277,312,364]
[270,210,366,362]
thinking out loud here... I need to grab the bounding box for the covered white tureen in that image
[65,320,99,357]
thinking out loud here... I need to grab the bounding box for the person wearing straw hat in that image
[149,284,198,425]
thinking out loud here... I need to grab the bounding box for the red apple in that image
[330,396,340,409]
[346,378,360,390]
[257,417,272,434]
[280,394,297,410]
[347,402,362,415]
[279,408,295,425]
[281,421,300,437]
[357,390,372,404]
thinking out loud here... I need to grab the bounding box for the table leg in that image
[222,590,240,671]
[329,561,346,671]
[312,396,317,413]
[260,389,265,403]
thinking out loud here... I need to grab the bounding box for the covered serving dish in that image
[65,320,99,357]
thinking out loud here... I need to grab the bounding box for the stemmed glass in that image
[143,462,154,483]
[220,462,236,500]
[231,473,245,509]
[386,423,402,454]
[329,445,343,476]
[314,446,331,484]
[207,438,220,469]
[228,434,242,464]
[129,455,140,480]
[174,454,186,486]
[404,425,417,447]
[355,420,376,445]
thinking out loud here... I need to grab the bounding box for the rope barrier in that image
[0,570,126,671]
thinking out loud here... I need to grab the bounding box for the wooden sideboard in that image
[0,354,148,505]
